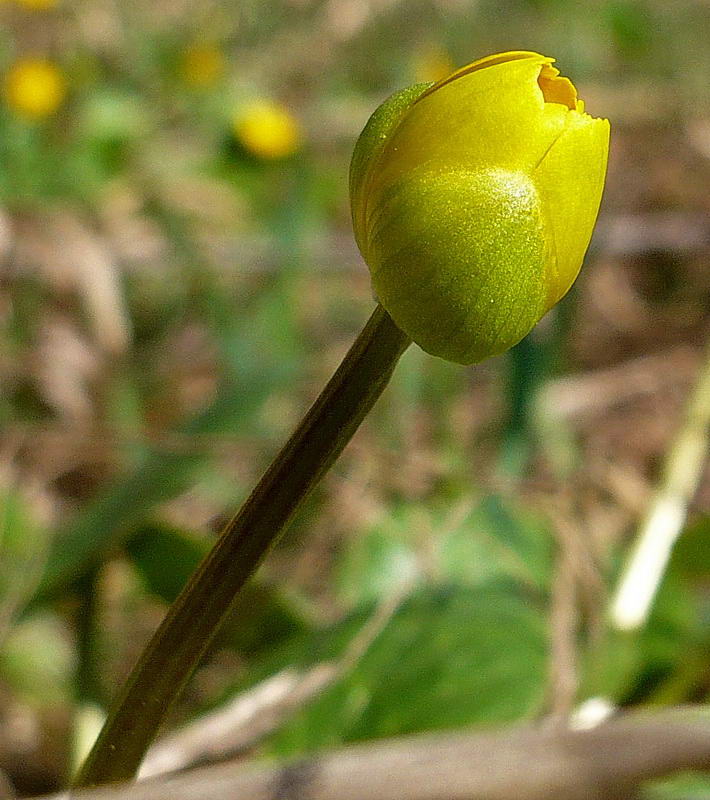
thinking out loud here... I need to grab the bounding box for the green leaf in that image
[439,494,553,592]
[268,582,548,756]
[126,521,309,656]
[335,507,420,607]
[0,611,74,704]
[643,772,710,799]
[126,522,210,603]
[668,515,710,580]
[580,566,708,705]
[0,483,50,637]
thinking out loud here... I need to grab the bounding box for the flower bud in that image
[350,51,609,364]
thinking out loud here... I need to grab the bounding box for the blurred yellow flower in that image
[233,101,301,160]
[15,0,58,9]
[411,44,455,84]
[4,58,67,119]
[180,43,225,88]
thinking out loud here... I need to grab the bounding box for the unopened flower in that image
[4,57,66,119]
[233,101,301,160]
[350,51,610,364]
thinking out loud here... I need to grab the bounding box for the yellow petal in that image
[368,54,571,208]
[418,50,551,97]
[533,110,610,307]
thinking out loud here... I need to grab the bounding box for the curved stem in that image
[74,304,411,788]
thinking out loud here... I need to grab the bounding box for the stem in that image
[74,304,411,788]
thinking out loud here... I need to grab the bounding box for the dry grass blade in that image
[611,340,710,630]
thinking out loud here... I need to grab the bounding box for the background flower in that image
[4,58,66,119]
[233,100,302,160]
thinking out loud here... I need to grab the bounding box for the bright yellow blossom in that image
[15,0,58,9]
[350,51,610,364]
[233,101,301,160]
[411,44,456,84]
[180,43,225,88]
[4,58,67,119]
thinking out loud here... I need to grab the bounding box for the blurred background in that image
[0,0,709,796]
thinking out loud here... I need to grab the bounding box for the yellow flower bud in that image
[233,101,302,160]
[4,58,67,119]
[350,51,610,365]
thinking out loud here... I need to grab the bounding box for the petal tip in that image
[417,50,553,102]
[538,63,578,110]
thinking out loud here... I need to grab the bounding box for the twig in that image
[610,340,710,630]
[547,536,579,720]
[536,345,698,421]
[41,709,710,800]
[542,495,606,720]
